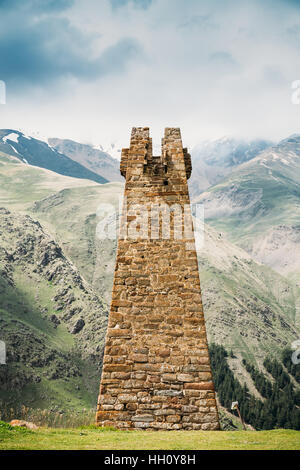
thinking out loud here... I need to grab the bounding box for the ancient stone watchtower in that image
[96,128,219,430]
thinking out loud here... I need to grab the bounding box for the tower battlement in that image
[96,128,219,431]
[120,127,191,181]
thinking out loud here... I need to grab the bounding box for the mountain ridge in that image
[48,138,122,183]
[189,137,273,196]
[195,135,300,284]
[0,130,108,185]
[0,208,108,410]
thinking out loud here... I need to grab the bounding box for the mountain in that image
[0,149,101,213]
[0,130,108,185]
[199,225,299,363]
[189,137,272,197]
[0,151,122,302]
[2,152,295,367]
[195,135,300,285]
[48,138,122,183]
[0,208,108,410]
[0,144,299,413]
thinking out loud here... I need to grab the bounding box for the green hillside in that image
[0,208,108,411]
[196,136,300,284]
[0,151,100,211]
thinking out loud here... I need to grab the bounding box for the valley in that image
[0,133,299,426]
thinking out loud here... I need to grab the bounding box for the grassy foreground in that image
[0,425,299,450]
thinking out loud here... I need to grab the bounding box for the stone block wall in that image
[96,127,220,430]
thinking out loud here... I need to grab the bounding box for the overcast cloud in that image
[0,0,300,149]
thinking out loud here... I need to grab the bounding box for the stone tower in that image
[96,128,220,430]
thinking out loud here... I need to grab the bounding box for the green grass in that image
[0,426,299,450]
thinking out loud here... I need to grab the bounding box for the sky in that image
[0,0,300,151]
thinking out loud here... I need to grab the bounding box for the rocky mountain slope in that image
[195,135,300,284]
[0,130,108,185]
[48,138,122,183]
[0,208,108,410]
[199,226,299,361]
[189,137,272,196]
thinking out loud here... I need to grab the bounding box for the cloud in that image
[262,65,287,87]
[209,52,237,65]
[178,15,217,32]
[110,0,152,9]
[207,51,241,75]
[0,0,74,12]
[0,0,142,87]
[1,0,300,147]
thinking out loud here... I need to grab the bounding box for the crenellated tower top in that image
[120,127,191,181]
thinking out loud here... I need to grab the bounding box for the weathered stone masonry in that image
[96,127,220,430]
